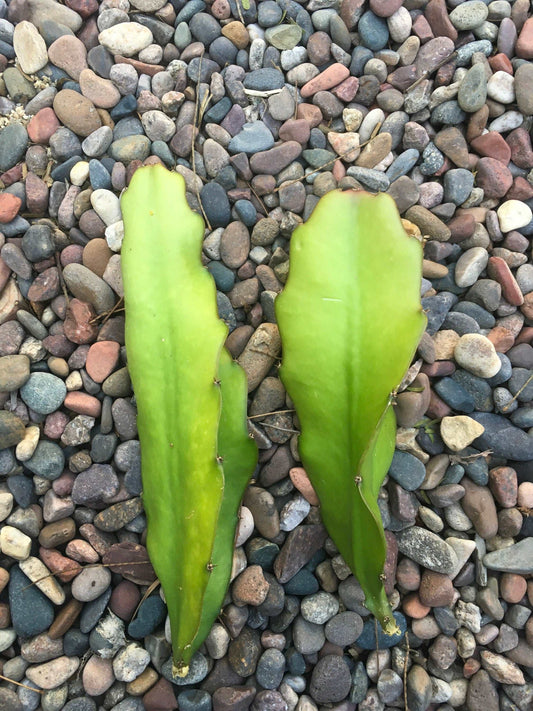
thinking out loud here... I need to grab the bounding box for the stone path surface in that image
[0,0,533,709]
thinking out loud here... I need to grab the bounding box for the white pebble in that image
[497,199,533,233]
[454,333,501,378]
[98,22,153,57]
[440,415,485,452]
[0,525,31,560]
[487,70,515,104]
[91,189,122,226]
[70,161,90,187]
[105,220,124,252]
[112,643,150,682]
[13,21,48,74]
[0,492,13,522]
[19,556,66,605]
[15,425,40,462]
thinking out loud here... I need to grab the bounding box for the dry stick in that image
[403,630,410,711]
[502,371,533,411]
[248,409,295,419]
[405,51,458,93]
[0,674,44,693]
[55,252,70,306]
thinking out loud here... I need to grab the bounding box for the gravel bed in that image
[0,0,533,709]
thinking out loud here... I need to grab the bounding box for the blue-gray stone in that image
[200,182,231,228]
[284,568,319,595]
[509,367,533,402]
[243,68,285,91]
[453,301,495,329]
[431,100,467,126]
[7,475,35,508]
[128,596,166,640]
[0,39,14,58]
[216,291,237,332]
[286,647,305,675]
[9,566,54,637]
[246,538,279,569]
[346,166,390,192]
[256,648,285,689]
[419,142,445,175]
[87,45,114,79]
[177,690,212,711]
[20,372,66,414]
[421,291,457,335]
[25,440,64,480]
[89,160,111,190]
[189,11,221,45]
[388,451,426,490]
[385,149,419,182]
[356,612,407,650]
[113,117,144,141]
[444,168,474,205]
[209,36,238,66]
[511,406,533,428]
[434,377,476,413]
[303,148,335,167]
[150,140,174,168]
[175,0,205,24]
[173,21,191,50]
[350,661,369,704]
[453,370,493,412]
[0,448,16,475]
[207,261,235,292]
[463,448,488,485]
[63,700,97,711]
[234,199,256,226]
[50,155,83,182]
[258,0,283,26]
[350,46,374,76]
[358,11,389,50]
[442,311,480,336]
[109,700,144,711]
[0,123,28,171]
[455,39,493,67]
[228,121,274,154]
[22,224,54,262]
[433,605,460,635]
[0,215,30,237]
[471,412,533,461]
[204,96,232,124]
[441,462,465,485]
[80,588,112,633]
[215,165,237,191]
[62,81,80,92]
[187,56,221,84]
[484,538,533,574]
[110,94,137,121]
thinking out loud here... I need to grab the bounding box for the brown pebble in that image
[85,340,120,383]
[109,579,141,621]
[39,547,81,582]
[460,478,498,539]
[500,573,527,604]
[403,592,431,619]
[232,564,270,606]
[143,678,178,711]
[39,518,77,548]
[53,89,102,137]
[488,466,518,508]
[419,570,455,607]
[82,238,113,277]
[48,598,83,639]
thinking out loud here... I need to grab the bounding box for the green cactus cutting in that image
[121,165,257,675]
[275,190,426,634]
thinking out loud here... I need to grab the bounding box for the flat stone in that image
[98,23,153,57]
[471,412,533,461]
[13,20,48,74]
[396,526,458,574]
[26,656,80,690]
[454,334,501,378]
[53,90,102,137]
[484,538,533,574]
[440,415,485,452]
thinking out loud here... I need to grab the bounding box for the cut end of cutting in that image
[172,661,189,678]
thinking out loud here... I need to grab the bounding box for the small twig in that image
[251,421,300,434]
[403,631,410,711]
[449,449,492,465]
[405,51,458,93]
[89,296,125,325]
[248,409,295,419]
[131,578,161,622]
[0,674,44,693]
[502,372,533,411]
[55,253,70,306]
[243,88,283,98]
[246,180,269,216]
